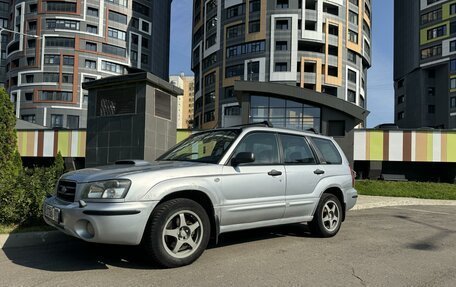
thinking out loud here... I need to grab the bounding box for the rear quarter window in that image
[311,138,342,164]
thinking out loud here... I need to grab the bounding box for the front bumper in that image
[43,197,158,245]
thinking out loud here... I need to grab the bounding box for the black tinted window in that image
[234,133,279,165]
[279,134,316,164]
[311,138,342,164]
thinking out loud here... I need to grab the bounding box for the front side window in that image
[232,132,280,165]
[158,130,241,164]
[279,134,316,164]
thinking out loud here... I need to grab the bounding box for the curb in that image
[0,230,69,250]
[353,195,456,211]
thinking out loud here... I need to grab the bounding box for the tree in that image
[0,88,21,193]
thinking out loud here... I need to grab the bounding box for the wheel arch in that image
[322,187,346,222]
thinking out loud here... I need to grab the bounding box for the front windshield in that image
[158,130,241,164]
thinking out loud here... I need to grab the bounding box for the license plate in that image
[44,204,61,223]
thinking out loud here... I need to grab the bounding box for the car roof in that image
[209,126,333,140]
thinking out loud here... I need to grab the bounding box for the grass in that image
[355,180,456,200]
[0,224,55,235]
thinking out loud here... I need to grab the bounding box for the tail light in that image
[350,167,356,187]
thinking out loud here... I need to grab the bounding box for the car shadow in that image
[2,223,315,272]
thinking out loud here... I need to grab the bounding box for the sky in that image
[169,0,395,128]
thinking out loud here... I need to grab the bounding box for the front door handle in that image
[268,169,282,176]
[314,169,325,175]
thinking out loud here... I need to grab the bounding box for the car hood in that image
[61,161,215,183]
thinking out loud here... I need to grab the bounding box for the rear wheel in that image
[143,198,210,268]
[309,194,342,237]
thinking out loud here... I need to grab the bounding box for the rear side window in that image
[279,134,316,164]
[311,138,342,164]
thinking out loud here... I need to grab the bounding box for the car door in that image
[279,133,322,218]
[220,132,286,226]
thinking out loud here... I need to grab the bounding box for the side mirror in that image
[231,152,255,166]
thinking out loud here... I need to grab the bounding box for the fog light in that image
[75,219,95,239]
[86,221,95,237]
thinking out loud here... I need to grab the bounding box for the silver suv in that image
[44,124,357,267]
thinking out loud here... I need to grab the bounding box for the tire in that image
[142,198,211,268]
[309,194,342,238]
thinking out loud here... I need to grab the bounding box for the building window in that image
[205,34,216,49]
[451,78,456,89]
[276,41,288,51]
[28,39,36,48]
[428,87,435,97]
[323,3,339,16]
[451,40,456,52]
[51,115,63,128]
[276,19,289,30]
[250,95,321,132]
[141,53,149,64]
[67,115,79,129]
[428,105,435,114]
[276,0,289,9]
[87,7,98,17]
[347,89,356,103]
[247,61,260,81]
[101,60,126,74]
[43,73,59,82]
[85,59,96,69]
[226,41,265,58]
[328,66,338,77]
[450,97,456,108]
[25,74,34,84]
[398,79,404,88]
[21,114,36,123]
[29,3,37,13]
[132,1,150,16]
[102,43,126,57]
[427,25,446,40]
[46,19,79,30]
[397,111,405,120]
[349,10,358,25]
[328,24,339,36]
[45,37,75,48]
[349,0,358,6]
[155,90,171,119]
[226,4,245,19]
[421,9,442,24]
[141,21,150,33]
[63,56,74,66]
[206,16,217,33]
[348,70,357,83]
[62,73,73,83]
[204,72,216,86]
[44,55,60,65]
[108,11,127,24]
[25,93,33,101]
[106,0,128,7]
[348,29,358,44]
[41,91,72,101]
[249,20,260,33]
[421,44,442,59]
[47,2,77,12]
[451,59,456,72]
[224,87,235,99]
[86,42,97,51]
[275,62,288,72]
[398,95,405,104]
[86,25,98,34]
[451,4,456,15]
[204,110,215,123]
[108,27,126,40]
[28,21,37,31]
[225,64,244,78]
[225,105,241,116]
[250,0,260,13]
[227,24,245,39]
[347,50,356,63]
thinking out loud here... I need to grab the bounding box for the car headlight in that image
[81,180,131,199]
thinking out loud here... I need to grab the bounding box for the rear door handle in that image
[314,169,325,175]
[268,169,282,176]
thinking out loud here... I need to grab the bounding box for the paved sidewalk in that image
[1,195,455,250]
[354,195,456,210]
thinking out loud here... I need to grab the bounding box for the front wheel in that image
[142,198,210,268]
[309,194,342,237]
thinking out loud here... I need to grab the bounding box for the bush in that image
[0,153,65,225]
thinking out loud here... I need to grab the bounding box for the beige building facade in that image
[170,73,195,129]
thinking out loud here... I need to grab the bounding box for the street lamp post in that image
[0,27,40,60]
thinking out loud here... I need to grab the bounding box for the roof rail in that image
[230,121,274,128]
[305,128,319,134]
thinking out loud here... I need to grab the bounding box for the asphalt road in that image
[1,205,455,287]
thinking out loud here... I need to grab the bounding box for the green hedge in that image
[0,153,65,225]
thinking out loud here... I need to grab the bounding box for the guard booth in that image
[82,72,183,167]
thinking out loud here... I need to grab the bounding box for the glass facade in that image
[249,95,321,132]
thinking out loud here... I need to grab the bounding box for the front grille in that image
[56,180,77,202]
